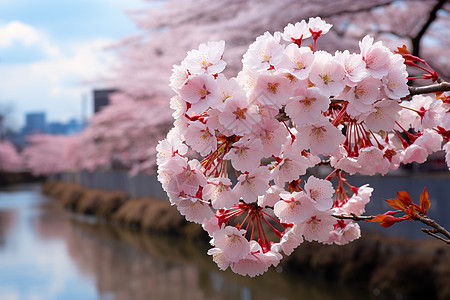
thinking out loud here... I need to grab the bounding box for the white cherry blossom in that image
[282,20,311,44]
[182,40,226,75]
[274,191,316,223]
[224,138,263,172]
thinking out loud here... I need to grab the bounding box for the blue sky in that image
[0,0,149,129]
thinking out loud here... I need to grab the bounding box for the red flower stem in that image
[256,214,269,249]
[413,63,434,75]
[238,209,252,230]
[282,121,296,142]
[261,214,283,238]
[250,218,255,240]
[207,152,225,176]
[261,210,282,223]
[332,103,348,126]
[394,129,410,148]
[368,129,383,148]
[324,168,338,181]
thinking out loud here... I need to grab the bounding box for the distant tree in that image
[69,93,172,174]
[0,140,22,172]
[95,0,449,172]
[22,134,75,176]
[21,0,450,175]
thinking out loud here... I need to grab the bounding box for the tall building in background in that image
[22,112,46,136]
[93,89,117,113]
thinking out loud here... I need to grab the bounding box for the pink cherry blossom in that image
[364,99,401,131]
[298,211,336,243]
[295,121,345,156]
[444,141,450,170]
[233,166,270,203]
[177,196,215,223]
[212,226,251,262]
[304,176,334,211]
[182,40,226,75]
[203,177,239,209]
[253,73,292,109]
[271,225,303,255]
[270,145,312,186]
[329,221,361,245]
[224,138,263,172]
[230,241,282,277]
[257,185,284,207]
[242,31,284,71]
[279,44,315,80]
[274,191,316,223]
[184,121,217,156]
[308,17,332,38]
[334,50,368,86]
[179,74,218,112]
[285,87,329,126]
[218,94,261,135]
[309,51,346,97]
[282,20,311,44]
[359,35,391,79]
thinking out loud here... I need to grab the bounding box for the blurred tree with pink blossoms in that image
[21,0,449,175]
[22,135,76,176]
[0,140,22,172]
[70,93,171,174]
[84,0,448,174]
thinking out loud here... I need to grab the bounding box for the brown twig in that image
[332,213,450,244]
[418,215,450,244]
[408,82,450,95]
[332,213,375,221]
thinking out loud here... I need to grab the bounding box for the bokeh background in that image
[0,1,449,300]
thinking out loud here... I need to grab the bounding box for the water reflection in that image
[0,184,97,300]
[0,184,383,300]
[68,220,375,300]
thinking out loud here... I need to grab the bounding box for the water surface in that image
[0,184,389,300]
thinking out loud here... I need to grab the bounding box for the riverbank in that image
[42,180,450,300]
[0,171,44,187]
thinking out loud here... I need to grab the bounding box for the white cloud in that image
[0,21,60,58]
[0,21,117,127]
[0,21,39,46]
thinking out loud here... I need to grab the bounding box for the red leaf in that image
[419,187,430,214]
[384,197,408,211]
[395,45,410,56]
[396,191,414,207]
[370,214,407,228]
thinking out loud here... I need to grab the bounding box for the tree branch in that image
[411,0,447,58]
[418,215,450,244]
[332,213,450,244]
[332,213,375,221]
[408,82,450,95]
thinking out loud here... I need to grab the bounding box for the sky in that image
[0,0,149,130]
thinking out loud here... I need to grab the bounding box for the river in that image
[0,183,409,300]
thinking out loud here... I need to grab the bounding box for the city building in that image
[22,112,46,136]
[93,89,117,113]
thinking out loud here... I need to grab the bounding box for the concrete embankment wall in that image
[52,170,168,199]
[53,170,450,239]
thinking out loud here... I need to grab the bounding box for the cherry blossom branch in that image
[332,213,375,221]
[418,215,450,244]
[332,213,450,244]
[408,81,450,96]
[411,0,447,58]
[275,107,290,122]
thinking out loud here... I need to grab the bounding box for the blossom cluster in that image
[157,17,450,276]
